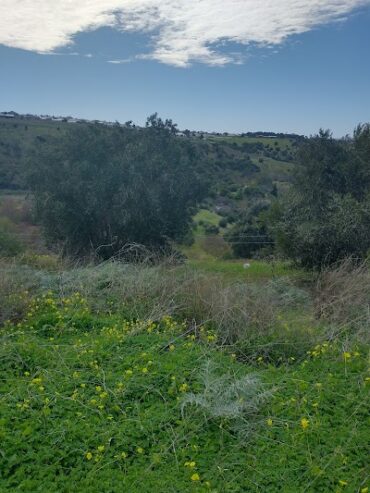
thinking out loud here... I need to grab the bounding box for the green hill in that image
[0,113,302,260]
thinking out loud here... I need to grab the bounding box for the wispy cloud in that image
[107,58,132,64]
[0,0,368,66]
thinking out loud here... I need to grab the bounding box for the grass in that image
[193,209,222,228]
[188,258,298,280]
[0,288,368,492]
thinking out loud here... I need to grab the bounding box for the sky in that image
[1,0,370,136]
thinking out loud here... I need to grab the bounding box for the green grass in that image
[193,209,222,228]
[0,292,368,492]
[187,259,298,280]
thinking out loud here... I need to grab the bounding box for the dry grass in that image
[315,258,370,341]
[0,256,306,342]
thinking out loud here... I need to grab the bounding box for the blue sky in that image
[1,1,369,136]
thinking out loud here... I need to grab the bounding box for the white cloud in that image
[107,58,132,63]
[0,0,368,66]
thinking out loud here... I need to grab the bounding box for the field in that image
[0,259,369,492]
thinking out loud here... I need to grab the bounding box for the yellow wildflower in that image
[184,461,196,468]
[191,473,200,482]
[300,418,309,430]
[267,418,273,427]
[97,445,105,452]
[86,452,93,460]
[137,447,144,454]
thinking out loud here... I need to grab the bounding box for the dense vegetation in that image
[268,125,370,268]
[26,115,206,258]
[0,113,369,492]
[0,259,369,492]
[0,114,299,241]
[225,125,370,268]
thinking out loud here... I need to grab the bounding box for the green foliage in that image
[270,125,370,268]
[1,116,302,260]
[226,201,273,258]
[182,361,272,428]
[0,217,23,256]
[26,115,206,258]
[0,291,368,492]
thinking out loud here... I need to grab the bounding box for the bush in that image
[314,259,370,342]
[270,126,370,269]
[204,224,219,235]
[27,115,206,259]
[182,361,272,436]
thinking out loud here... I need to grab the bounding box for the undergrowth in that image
[0,259,369,492]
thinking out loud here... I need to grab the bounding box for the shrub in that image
[27,115,206,259]
[314,258,370,342]
[182,361,272,436]
[270,125,370,268]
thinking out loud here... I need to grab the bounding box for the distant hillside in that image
[0,113,303,247]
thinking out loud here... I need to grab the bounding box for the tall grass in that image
[315,258,370,342]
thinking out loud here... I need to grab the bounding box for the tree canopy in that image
[27,115,206,258]
[270,125,370,268]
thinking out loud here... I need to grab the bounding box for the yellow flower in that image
[125,369,133,376]
[300,418,309,430]
[121,452,127,459]
[137,447,144,454]
[169,344,175,351]
[191,473,200,482]
[141,367,148,374]
[179,383,189,393]
[95,386,102,392]
[184,461,196,468]
[97,445,105,452]
[267,418,273,427]
[86,452,93,460]
[360,487,368,493]
[343,352,351,361]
